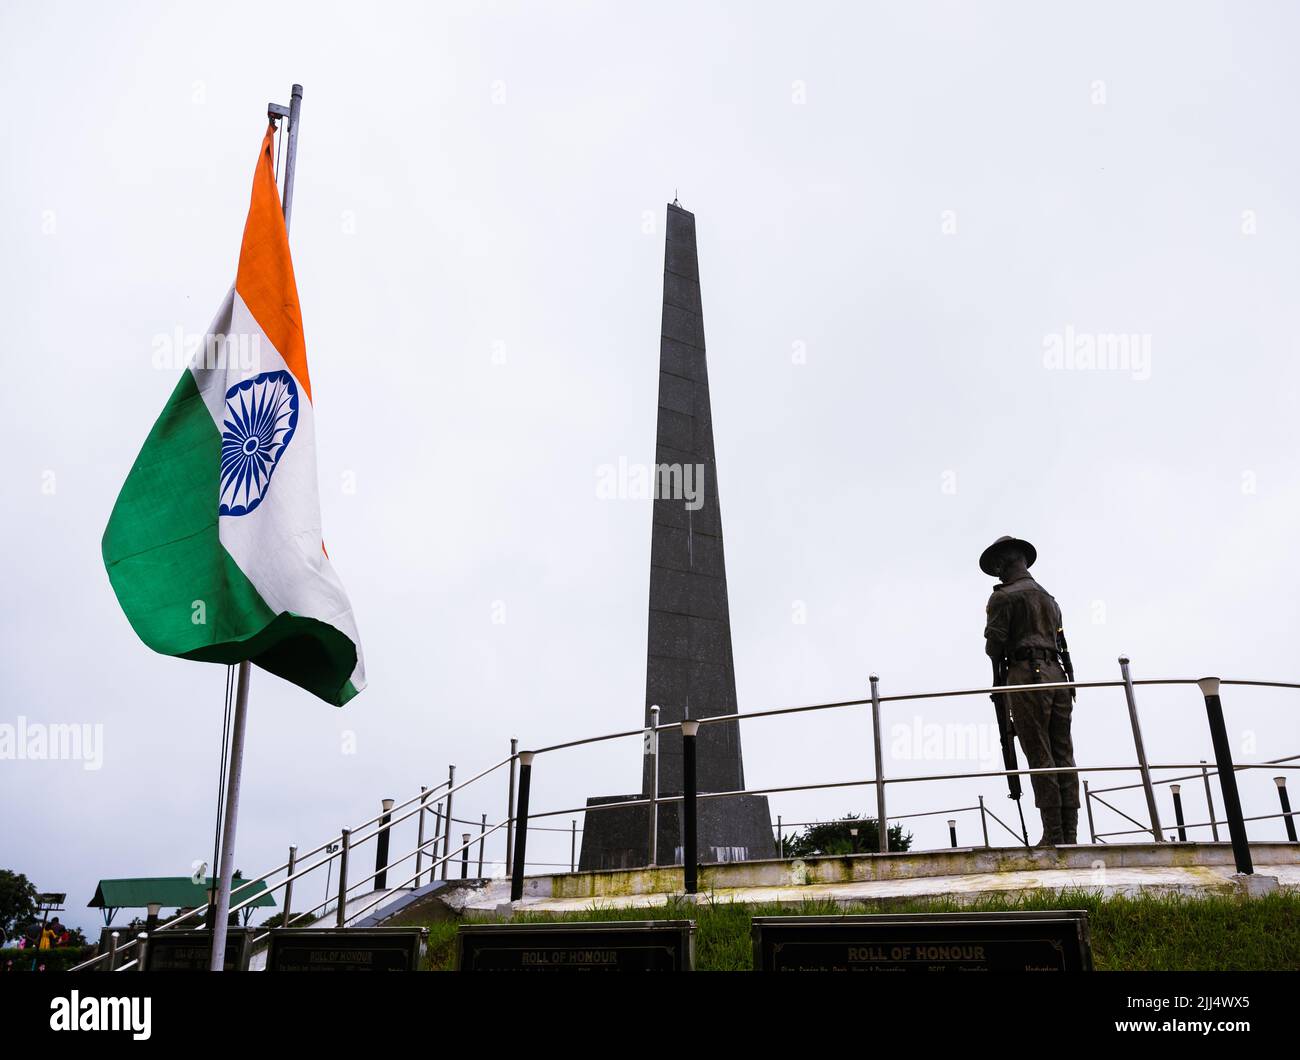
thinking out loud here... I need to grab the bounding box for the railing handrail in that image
[1097,809,1297,839]
[523,676,1300,758]
[522,761,1299,824]
[76,668,1298,970]
[1089,752,1300,796]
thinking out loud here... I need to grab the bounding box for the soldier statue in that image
[981,536,1079,846]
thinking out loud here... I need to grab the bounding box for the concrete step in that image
[460,841,1300,917]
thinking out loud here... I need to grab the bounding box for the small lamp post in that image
[1171,784,1187,842]
[1276,777,1298,842]
[323,842,340,908]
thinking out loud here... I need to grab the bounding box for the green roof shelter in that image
[88,875,275,925]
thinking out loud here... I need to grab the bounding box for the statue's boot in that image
[1061,807,1079,844]
[1034,806,1064,848]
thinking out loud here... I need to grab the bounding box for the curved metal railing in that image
[76,662,1300,970]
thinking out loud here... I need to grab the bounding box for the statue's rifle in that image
[1056,626,1076,701]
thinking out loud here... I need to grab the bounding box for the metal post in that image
[571,820,577,872]
[441,765,456,881]
[948,820,958,848]
[478,813,487,877]
[1171,785,1187,842]
[375,798,394,891]
[1201,761,1221,841]
[681,720,699,894]
[777,815,783,859]
[869,674,888,853]
[1275,777,1297,842]
[1118,656,1164,842]
[415,786,428,887]
[1198,678,1253,874]
[107,931,119,972]
[283,845,297,929]
[136,932,149,973]
[506,738,518,877]
[978,796,990,847]
[281,84,303,231]
[461,834,471,879]
[647,705,660,867]
[1083,780,1098,843]
[510,752,534,902]
[431,802,444,877]
[335,828,351,927]
[209,660,252,970]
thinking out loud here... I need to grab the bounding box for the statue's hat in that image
[979,535,1037,576]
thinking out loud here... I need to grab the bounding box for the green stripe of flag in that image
[103,371,358,706]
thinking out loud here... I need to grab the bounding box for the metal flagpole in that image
[208,84,304,971]
[208,662,251,969]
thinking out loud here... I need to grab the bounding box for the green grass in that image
[423,889,1300,971]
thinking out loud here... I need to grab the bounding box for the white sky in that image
[3,0,1299,933]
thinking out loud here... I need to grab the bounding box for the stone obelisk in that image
[579,202,774,871]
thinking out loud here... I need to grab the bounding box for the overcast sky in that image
[4,0,1299,933]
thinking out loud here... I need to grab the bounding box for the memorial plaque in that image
[266,927,426,972]
[753,911,1093,972]
[141,928,251,971]
[458,920,694,971]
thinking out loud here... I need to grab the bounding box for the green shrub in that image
[781,813,912,857]
[0,945,97,972]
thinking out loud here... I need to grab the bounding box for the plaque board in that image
[265,927,427,972]
[752,910,1093,972]
[458,920,694,971]
[141,928,251,971]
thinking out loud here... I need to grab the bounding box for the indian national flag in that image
[103,125,365,706]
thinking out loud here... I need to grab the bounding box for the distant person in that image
[981,536,1079,846]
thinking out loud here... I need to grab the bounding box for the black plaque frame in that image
[752,910,1093,972]
[458,919,695,971]
[140,928,252,971]
[265,927,427,972]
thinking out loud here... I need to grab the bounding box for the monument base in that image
[577,792,775,872]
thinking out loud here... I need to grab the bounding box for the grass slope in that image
[424,890,1300,971]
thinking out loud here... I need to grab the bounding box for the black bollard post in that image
[335,829,351,927]
[1276,778,1298,842]
[1198,678,1253,874]
[681,720,699,895]
[441,765,456,881]
[1170,785,1187,842]
[510,752,535,902]
[375,798,394,890]
[948,820,958,848]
